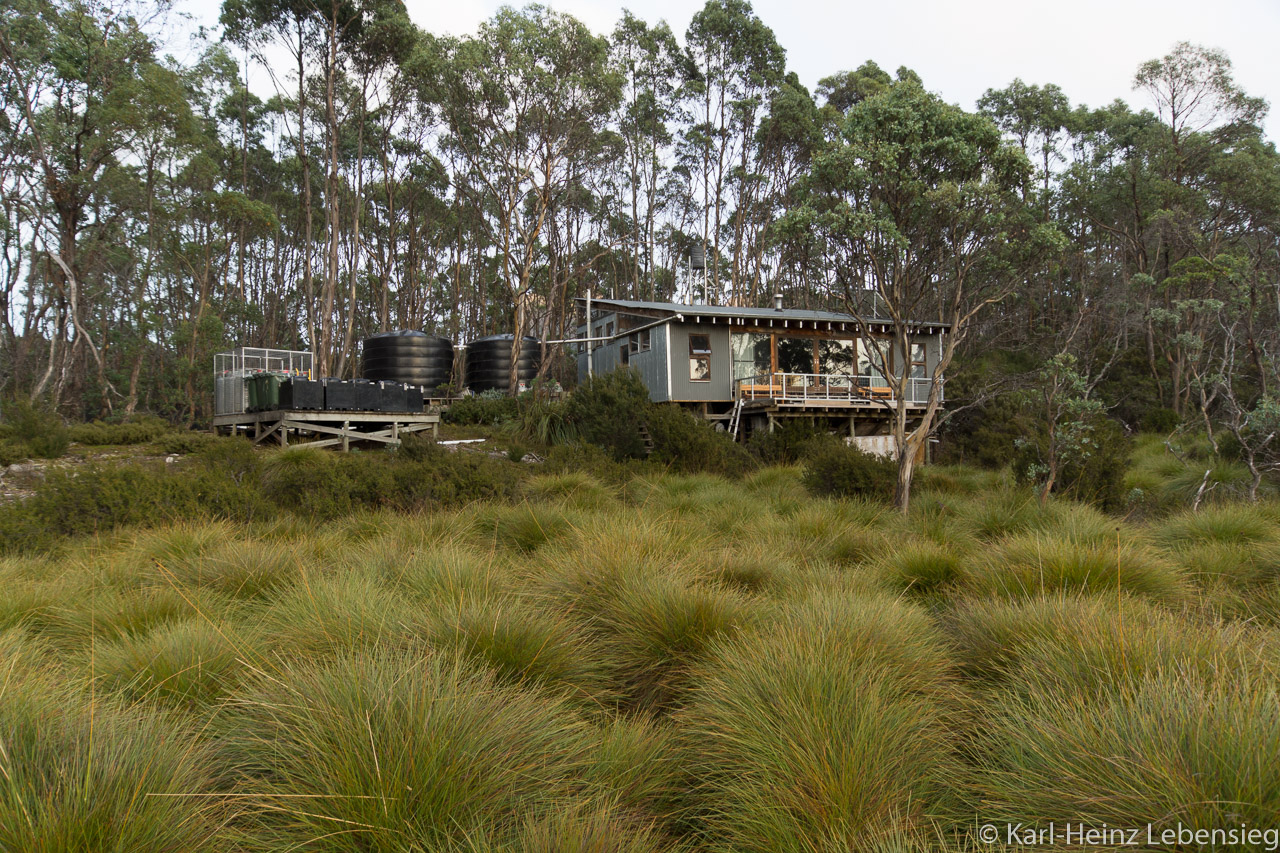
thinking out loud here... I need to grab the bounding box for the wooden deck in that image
[212,409,440,450]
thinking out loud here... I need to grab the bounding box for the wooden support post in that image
[280,420,288,447]
[391,421,399,445]
[342,420,349,453]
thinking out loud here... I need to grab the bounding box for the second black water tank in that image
[361,330,454,391]
[464,334,541,393]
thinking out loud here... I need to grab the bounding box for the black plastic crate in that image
[404,385,424,412]
[376,382,405,412]
[280,378,323,410]
[323,379,359,411]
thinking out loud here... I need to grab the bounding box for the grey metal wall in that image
[575,317,672,403]
[667,323,732,402]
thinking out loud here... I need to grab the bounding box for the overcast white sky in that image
[187,0,1278,140]
[415,0,1279,140]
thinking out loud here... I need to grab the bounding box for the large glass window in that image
[858,337,889,385]
[819,339,855,377]
[689,334,711,381]
[731,333,770,381]
[777,337,814,375]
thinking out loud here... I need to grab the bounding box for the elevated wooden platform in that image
[212,409,440,451]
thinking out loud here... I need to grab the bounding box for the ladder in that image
[727,398,745,442]
[637,423,656,456]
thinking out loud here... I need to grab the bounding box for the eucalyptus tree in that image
[0,0,180,413]
[792,78,1052,511]
[437,5,619,392]
[221,0,324,357]
[609,11,682,299]
[681,0,785,303]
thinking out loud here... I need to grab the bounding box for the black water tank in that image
[361,330,454,392]
[465,334,541,393]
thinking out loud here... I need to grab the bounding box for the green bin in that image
[257,373,283,412]
[246,374,260,412]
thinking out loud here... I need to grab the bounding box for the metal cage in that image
[213,347,313,415]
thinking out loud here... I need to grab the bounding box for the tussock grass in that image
[940,593,1276,689]
[970,531,1188,603]
[677,593,962,849]
[254,571,423,658]
[221,652,593,850]
[543,553,750,713]
[523,471,617,508]
[471,503,582,554]
[5,459,1280,849]
[503,801,671,853]
[430,595,608,703]
[93,617,254,710]
[0,680,228,852]
[974,672,1280,831]
[1155,502,1280,548]
[874,540,967,599]
[158,537,309,599]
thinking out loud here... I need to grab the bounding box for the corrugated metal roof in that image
[575,297,951,330]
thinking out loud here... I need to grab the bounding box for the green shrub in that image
[746,418,827,465]
[68,416,170,446]
[564,369,652,460]
[645,403,756,477]
[221,652,593,849]
[2,399,69,458]
[152,430,220,455]
[800,439,896,500]
[444,390,520,426]
[0,439,29,467]
[0,461,272,553]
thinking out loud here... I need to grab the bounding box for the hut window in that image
[629,334,639,354]
[689,334,711,382]
[620,343,630,366]
[731,332,770,381]
[639,329,651,351]
[910,342,927,379]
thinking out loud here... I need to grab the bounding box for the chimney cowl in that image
[773,293,784,311]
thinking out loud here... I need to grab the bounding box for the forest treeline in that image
[1,0,1278,479]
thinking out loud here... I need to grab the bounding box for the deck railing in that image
[734,373,939,405]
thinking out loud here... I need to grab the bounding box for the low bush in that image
[800,439,896,500]
[151,430,220,455]
[2,399,69,458]
[68,415,170,446]
[746,418,827,465]
[564,369,652,460]
[0,460,273,553]
[0,439,29,467]
[645,404,756,477]
[443,389,520,426]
